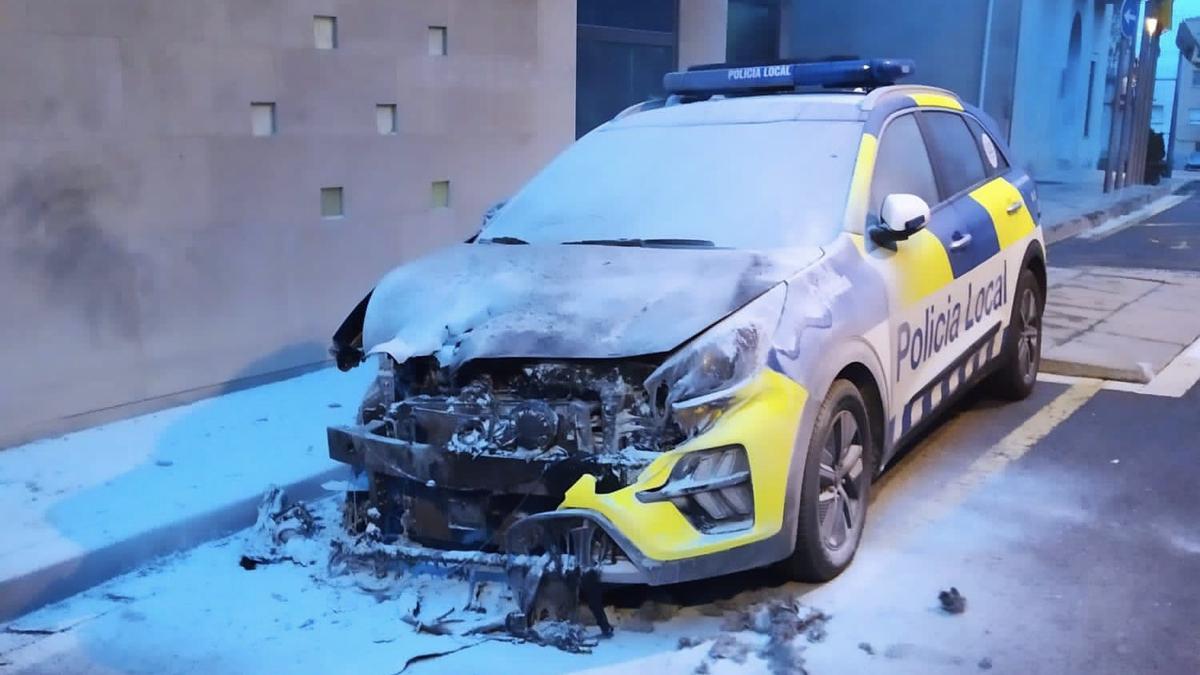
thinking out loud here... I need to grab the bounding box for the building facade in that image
[784,0,1115,181]
[0,0,1128,447]
[0,0,575,447]
[1170,17,1200,167]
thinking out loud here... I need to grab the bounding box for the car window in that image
[964,115,1010,175]
[922,111,988,198]
[480,118,863,249]
[869,113,939,220]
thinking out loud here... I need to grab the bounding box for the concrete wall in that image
[781,0,1115,181]
[781,0,990,104]
[1009,0,1111,179]
[0,0,576,448]
[679,0,728,69]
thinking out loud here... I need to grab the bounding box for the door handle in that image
[949,232,973,250]
[1006,201,1024,215]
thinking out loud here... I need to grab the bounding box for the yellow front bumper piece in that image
[559,368,809,562]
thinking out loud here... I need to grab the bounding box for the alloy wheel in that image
[817,410,867,550]
[1016,286,1042,385]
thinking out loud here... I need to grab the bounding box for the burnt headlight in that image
[645,284,786,433]
[636,445,754,533]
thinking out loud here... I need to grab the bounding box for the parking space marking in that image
[873,379,1102,547]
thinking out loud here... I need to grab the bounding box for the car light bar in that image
[663,58,915,96]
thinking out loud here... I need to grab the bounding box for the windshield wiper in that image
[562,238,716,248]
[479,236,529,245]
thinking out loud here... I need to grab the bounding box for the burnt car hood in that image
[362,243,823,367]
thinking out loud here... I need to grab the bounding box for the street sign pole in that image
[1105,35,1134,192]
[1108,0,1142,191]
[1130,0,1167,184]
[1117,54,1138,189]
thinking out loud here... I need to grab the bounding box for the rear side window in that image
[964,115,1010,175]
[922,111,988,198]
[869,114,939,219]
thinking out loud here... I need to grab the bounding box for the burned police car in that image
[326,59,1046,629]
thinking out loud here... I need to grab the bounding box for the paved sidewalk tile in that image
[1042,265,1200,382]
[1136,285,1200,312]
[1043,331,1179,383]
[1049,284,1137,312]
[1057,274,1160,298]
[1043,302,1112,324]
[1093,306,1200,346]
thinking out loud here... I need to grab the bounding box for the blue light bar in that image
[663,58,915,96]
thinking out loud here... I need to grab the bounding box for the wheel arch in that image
[833,362,886,475]
[1020,239,1047,296]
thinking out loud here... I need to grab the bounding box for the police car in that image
[327,58,1045,624]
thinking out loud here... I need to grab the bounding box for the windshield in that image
[480,117,862,249]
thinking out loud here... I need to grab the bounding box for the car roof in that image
[607,85,962,130]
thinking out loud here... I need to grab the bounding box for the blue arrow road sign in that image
[1121,0,1140,39]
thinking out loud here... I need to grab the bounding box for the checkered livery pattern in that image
[895,322,1004,441]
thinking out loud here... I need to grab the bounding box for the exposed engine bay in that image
[336,356,682,550]
[327,354,704,633]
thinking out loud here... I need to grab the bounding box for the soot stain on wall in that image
[3,164,149,341]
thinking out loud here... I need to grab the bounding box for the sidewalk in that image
[0,365,373,621]
[1042,266,1200,383]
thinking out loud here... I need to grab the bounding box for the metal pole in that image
[1116,53,1138,189]
[1129,33,1148,183]
[1145,31,1163,182]
[978,0,996,106]
[1130,45,1149,184]
[1105,36,1134,192]
[1165,50,1183,177]
[1133,28,1162,183]
[1131,2,1163,184]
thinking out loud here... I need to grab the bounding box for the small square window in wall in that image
[251,102,276,136]
[428,26,447,56]
[314,16,337,49]
[376,104,398,134]
[431,180,450,208]
[1189,108,1200,126]
[321,187,344,218]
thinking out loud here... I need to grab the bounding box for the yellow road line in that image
[873,379,1103,546]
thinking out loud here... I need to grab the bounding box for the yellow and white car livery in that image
[325,59,1046,614]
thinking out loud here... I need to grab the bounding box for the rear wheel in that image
[988,267,1044,400]
[778,379,875,582]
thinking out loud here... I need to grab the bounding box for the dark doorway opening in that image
[575,0,678,138]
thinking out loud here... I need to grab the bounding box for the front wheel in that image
[987,267,1044,400]
[777,379,875,582]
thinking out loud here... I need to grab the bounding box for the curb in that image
[1040,356,1154,384]
[1043,182,1180,245]
[0,465,347,623]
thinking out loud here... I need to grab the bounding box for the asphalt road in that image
[1051,184,1200,271]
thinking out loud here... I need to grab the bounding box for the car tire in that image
[777,379,876,582]
[987,267,1044,400]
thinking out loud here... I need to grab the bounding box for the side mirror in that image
[871,193,930,248]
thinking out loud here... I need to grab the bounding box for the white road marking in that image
[1078,194,1189,241]
[1037,333,1200,398]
